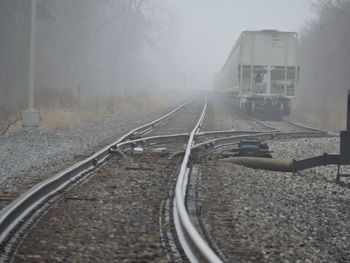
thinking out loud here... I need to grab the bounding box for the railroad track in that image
[190,94,349,262]
[1,93,344,263]
[258,118,326,133]
[0,100,197,262]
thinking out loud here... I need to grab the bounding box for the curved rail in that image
[173,95,223,263]
[253,118,281,131]
[196,129,275,138]
[0,100,193,260]
[192,131,331,154]
[283,119,326,132]
[115,130,276,152]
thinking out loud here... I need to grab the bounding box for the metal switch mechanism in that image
[293,89,350,184]
[291,90,350,184]
[233,139,272,158]
[218,138,272,159]
[219,90,350,185]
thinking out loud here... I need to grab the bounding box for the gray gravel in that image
[0,104,180,194]
[147,100,204,136]
[202,94,268,132]
[201,137,350,263]
[262,120,314,132]
[198,94,350,262]
[14,155,179,263]
[12,99,204,262]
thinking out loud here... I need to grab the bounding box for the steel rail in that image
[173,95,223,263]
[213,92,324,133]
[192,131,331,154]
[128,99,195,136]
[196,129,277,138]
[252,118,281,131]
[250,114,325,133]
[283,119,326,132]
[117,133,189,151]
[0,100,193,260]
[115,130,276,152]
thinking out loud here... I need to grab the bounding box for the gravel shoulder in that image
[200,137,350,263]
[0,103,182,197]
[262,120,316,132]
[197,93,350,262]
[12,99,204,262]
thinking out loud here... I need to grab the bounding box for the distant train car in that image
[215,30,299,118]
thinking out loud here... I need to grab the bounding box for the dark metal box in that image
[340,131,350,165]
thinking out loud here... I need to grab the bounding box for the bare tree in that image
[0,0,166,127]
[0,105,20,135]
[296,0,350,130]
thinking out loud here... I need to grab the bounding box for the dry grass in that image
[40,107,103,131]
[0,104,21,134]
[39,92,178,131]
[293,98,346,132]
[0,89,181,133]
[86,93,175,115]
[5,120,21,133]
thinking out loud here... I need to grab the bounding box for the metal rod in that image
[220,157,294,172]
[347,89,350,131]
[29,0,37,109]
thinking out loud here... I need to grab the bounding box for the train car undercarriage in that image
[242,96,291,120]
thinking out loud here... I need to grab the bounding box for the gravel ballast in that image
[262,120,317,132]
[0,103,182,195]
[198,94,350,262]
[3,93,350,262]
[202,94,268,132]
[11,99,205,262]
[14,156,179,262]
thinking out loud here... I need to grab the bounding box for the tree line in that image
[0,0,164,106]
[297,0,350,130]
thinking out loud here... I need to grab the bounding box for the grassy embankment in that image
[0,88,180,133]
[293,97,347,132]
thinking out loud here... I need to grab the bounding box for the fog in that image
[0,0,314,102]
[151,0,314,90]
[1,0,349,132]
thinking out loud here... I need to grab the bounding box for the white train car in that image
[215,30,299,117]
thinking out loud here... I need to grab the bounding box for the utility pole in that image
[78,85,81,108]
[22,0,40,128]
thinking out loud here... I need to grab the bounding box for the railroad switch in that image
[223,139,272,158]
[227,90,350,185]
[132,147,144,155]
[282,90,350,184]
[217,91,350,185]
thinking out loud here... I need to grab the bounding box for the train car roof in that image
[241,29,297,35]
[218,29,298,74]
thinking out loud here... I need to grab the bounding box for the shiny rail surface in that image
[173,95,223,263]
[283,118,326,132]
[0,95,331,262]
[0,100,193,261]
[192,131,331,155]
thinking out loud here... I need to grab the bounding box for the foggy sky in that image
[148,0,316,91]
